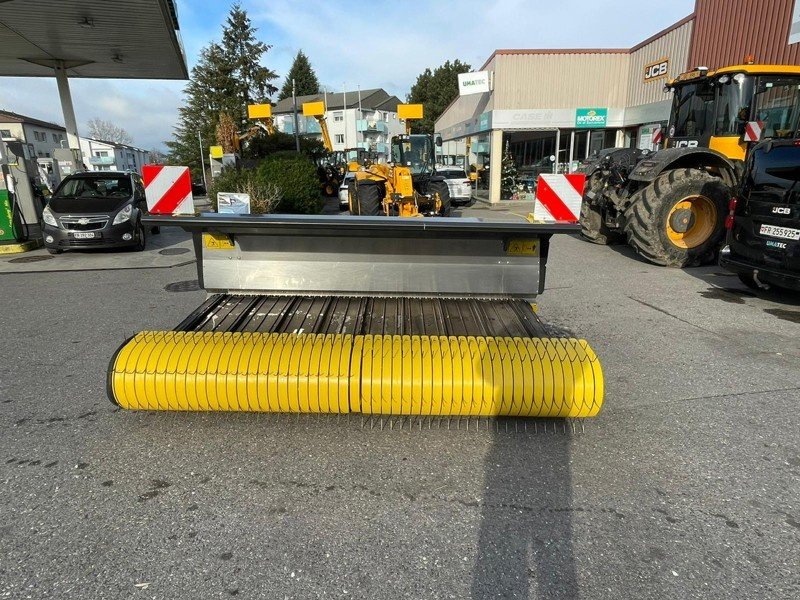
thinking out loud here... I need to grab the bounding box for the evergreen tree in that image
[278,51,321,101]
[166,4,278,179]
[501,141,518,199]
[406,59,471,134]
[222,3,278,112]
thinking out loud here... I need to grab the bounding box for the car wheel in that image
[134,221,146,252]
[46,247,62,255]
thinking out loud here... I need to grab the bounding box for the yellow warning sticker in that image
[203,233,235,250]
[506,239,539,256]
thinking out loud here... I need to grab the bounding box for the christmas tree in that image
[501,141,518,199]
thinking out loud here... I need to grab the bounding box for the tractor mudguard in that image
[627,147,739,186]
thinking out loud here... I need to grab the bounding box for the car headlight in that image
[42,205,58,227]
[113,204,133,225]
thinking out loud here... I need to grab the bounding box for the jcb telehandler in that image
[580,63,800,267]
[348,104,451,217]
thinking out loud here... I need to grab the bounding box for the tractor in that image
[580,63,800,267]
[347,104,451,217]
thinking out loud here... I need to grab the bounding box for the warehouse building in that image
[437,0,800,204]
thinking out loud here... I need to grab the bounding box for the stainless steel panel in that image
[202,233,542,298]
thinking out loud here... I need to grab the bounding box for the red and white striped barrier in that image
[533,173,586,223]
[652,126,663,145]
[744,120,764,143]
[143,165,194,215]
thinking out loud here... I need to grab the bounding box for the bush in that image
[208,166,281,214]
[257,155,323,214]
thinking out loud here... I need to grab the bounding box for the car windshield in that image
[53,176,132,200]
[439,170,468,179]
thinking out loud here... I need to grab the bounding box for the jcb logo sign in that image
[772,206,791,215]
[644,58,669,82]
[673,140,699,148]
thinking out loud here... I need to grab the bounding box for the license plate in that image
[73,232,96,239]
[759,224,800,241]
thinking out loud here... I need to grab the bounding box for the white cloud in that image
[0,0,694,153]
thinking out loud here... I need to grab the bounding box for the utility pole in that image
[292,78,301,153]
[197,130,207,190]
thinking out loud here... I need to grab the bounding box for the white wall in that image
[20,123,66,158]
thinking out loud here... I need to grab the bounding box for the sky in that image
[0,0,695,152]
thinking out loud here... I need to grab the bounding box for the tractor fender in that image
[627,147,740,187]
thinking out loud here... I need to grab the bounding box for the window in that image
[95,151,108,157]
[753,77,800,139]
[333,112,343,122]
[45,153,50,158]
[671,82,715,138]
[335,134,345,144]
[0,129,11,138]
[37,151,43,157]
[52,133,59,143]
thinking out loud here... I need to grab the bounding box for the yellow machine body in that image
[352,164,440,217]
[109,331,603,418]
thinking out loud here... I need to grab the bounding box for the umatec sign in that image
[458,71,491,96]
[575,108,608,129]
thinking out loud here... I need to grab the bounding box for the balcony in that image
[357,119,388,134]
[89,156,115,165]
[357,142,389,154]
[304,118,321,134]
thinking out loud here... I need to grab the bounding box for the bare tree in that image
[86,118,133,145]
[148,148,167,164]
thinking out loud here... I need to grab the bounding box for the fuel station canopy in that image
[0,0,188,153]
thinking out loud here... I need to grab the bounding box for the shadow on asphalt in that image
[590,234,800,307]
[472,430,577,599]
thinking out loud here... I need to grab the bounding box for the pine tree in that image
[278,51,321,101]
[407,59,471,134]
[222,3,278,113]
[166,4,278,179]
[501,141,518,199]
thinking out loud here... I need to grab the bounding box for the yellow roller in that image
[108,331,604,418]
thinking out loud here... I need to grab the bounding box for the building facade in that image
[0,110,67,158]
[273,88,406,159]
[436,0,800,204]
[79,137,150,174]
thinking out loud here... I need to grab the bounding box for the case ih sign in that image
[644,58,670,82]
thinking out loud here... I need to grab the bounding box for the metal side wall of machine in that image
[107,214,604,419]
[580,64,800,267]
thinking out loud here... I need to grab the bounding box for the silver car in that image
[437,168,472,205]
[338,172,356,208]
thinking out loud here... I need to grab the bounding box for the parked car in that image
[339,172,356,209]
[41,171,151,254]
[437,167,472,205]
[720,139,800,292]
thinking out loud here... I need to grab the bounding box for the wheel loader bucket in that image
[108,214,604,418]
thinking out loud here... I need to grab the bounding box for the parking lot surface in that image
[1,217,798,599]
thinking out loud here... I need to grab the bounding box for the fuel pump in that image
[0,141,28,244]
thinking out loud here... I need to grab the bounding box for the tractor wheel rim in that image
[666,195,717,249]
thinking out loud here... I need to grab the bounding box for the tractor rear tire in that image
[351,181,383,216]
[429,180,451,216]
[580,201,624,245]
[623,168,728,268]
[580,171,623,245]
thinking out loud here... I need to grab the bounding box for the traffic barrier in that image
[744,120,764,143]
[533,174,585,223]
[143,165,194,215]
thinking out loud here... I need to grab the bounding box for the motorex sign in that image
[575,108,608,129]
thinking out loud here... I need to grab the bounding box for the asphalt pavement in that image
[1,211,798,599]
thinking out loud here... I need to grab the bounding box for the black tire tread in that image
[623,168,728,268]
